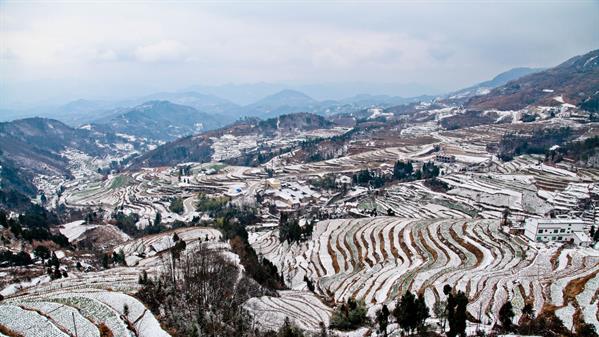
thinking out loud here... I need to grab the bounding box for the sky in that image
[1,0,598,107]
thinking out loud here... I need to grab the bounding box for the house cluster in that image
[523,218,592,247]
[261,179,324,211]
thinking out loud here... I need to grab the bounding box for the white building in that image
[435,153,456,164]
[524,218,592,247]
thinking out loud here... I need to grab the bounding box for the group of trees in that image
[278,213,314,244]
[392,291,430,335]
[557,135,599,164]
[169,197,184,214]
[101,249,126,269]
[197,196,284,290]
[393,160,441,181]
[497,127,574,161]
[330,298,369,330]
[352,169,387,188]
[0,207,69,248]
[496,300,597,337]
[352,160,442,189]
[196,193,230,215]
[0,249,33,266]
[137,244,265,336]
[392,160,414,180]
[444,285,469,337]
[111,211,141,236]
[44,250,67,280]
[308,174,339,191]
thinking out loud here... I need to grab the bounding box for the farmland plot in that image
[250,217,599,327]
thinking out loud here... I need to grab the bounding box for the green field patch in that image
[110,175,131,189]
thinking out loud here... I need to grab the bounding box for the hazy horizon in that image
[1,1,598,108]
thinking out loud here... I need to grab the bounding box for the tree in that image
[277,317,305,337]
[154,212,162,226]
[316,322,328,337]
[421,161,440,179]
[415,293,430,333]
[123,304,129,317]
[0,210,7,228]
[577,322,598,337]
[393,160,414,180]
[102,253,110,269]
[501,208,511,226]
[169,197,184,214]
[170,234,186,283]
[33,245,51,264]
[279,215,302,243]
[446,290,468,337]
[521,303,534,324]
[376,304,390,337]
[498,301,515,332]
[303,276,315,292]
[49,252,60,268]
[433,300,448,329]
[112,249,125,265]
[330,298,368,330]
[393,291,429,335]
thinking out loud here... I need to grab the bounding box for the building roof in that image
[525,218,586,225]
[573,231,591,242]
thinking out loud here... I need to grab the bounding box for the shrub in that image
[169,197,184,214]
[329,298,368,330]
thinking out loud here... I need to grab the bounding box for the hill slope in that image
[466,49,599,110]
[447,67,543,100]
[93,100,222,141]
[130,112,334,168]
[0,118,142,198]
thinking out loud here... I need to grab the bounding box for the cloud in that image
[134,40,187,63]
[0,1,597,105]
[94,49,118,62]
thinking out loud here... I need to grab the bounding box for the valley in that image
[1,48,599,337]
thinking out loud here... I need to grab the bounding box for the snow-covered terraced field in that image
[114,226,222,267]
[250,217,599,327]
[0,228,230,337]
[243,290,333,332]
[3,287,170,337]
[372,156,599,222]
[61,164,268,227]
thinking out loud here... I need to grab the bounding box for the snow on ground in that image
[244,291,332,332]
[1,275,52,297]
[59,220,98,242]
[251,217,599,328]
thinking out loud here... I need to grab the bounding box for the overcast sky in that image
[1,0,598,106]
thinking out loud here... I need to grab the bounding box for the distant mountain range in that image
[466,49,599,110]
[132,92,240,117]
[2,48,598,144]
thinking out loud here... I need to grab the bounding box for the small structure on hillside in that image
[335,175,352,188]
[524,218,592,247]
[435,153,456,164]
